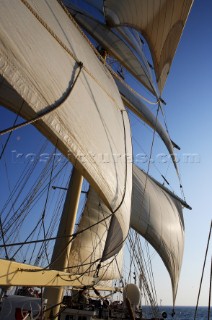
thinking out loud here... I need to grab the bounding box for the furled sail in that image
[0,0,132,235]
[131,164,185,303]
[67,5,156,96]
[68,188,123,280]
[104,0,194,92]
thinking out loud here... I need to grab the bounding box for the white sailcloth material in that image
[0,1,132,221]
[104,0,194,92]
[67,5,156,96]
[131,165,184,303]
[68,188,123,280]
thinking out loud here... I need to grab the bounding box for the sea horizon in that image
[142,305,211,320]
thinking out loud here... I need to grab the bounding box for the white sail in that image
[68,188,124,280]
[131,164,184,303]
[0,0,132,219]
[104,0,194,91]
[68,6,155,95]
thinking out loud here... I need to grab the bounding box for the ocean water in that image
[142,306,212,320]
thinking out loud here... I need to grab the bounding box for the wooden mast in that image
[44,167,83,319]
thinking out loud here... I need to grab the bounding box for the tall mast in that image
[44,167,83,319]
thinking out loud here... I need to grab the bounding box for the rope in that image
[159,103,186,201]
[208,256,212,320]
[127,231,159,314]
[40,143,58,265]
[139,103,160,211]
[0,107,22,159]
[0,217,9,259]
[0,62,83,136]
[194,220,212,320]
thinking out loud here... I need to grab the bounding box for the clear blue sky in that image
[0,0,211,308]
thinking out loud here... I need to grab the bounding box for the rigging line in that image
[159,103,186,200]
[29,221,45,265]
[121,58,158,101]
[1,152,54,247]
[0,156,16,222]
[36,172,67,266]
[194,220,212,320]
[127,231,138,283]
[2,159,68,241]
[127,232,158,309]
[127,240,138,285]
[142,240,156,293]
[5,152,58,258]
[140,103,160,209]
[11,217,43,260]
[128,108,174,189]
[0,139,48,219]
[0,116,17,159]
[132,134,174,191]
[128,107,159,136]
[11,163,63,261]
[0,237,67,248]
[41,142,59,265]
[208,256,212,320]
[158,103,172,141]
[143,240,158,304]
[0,101,24,159]
[0,214,112,249]
[0,62,83,136]
[0,217,9,259]
[114,254,124,287]
[0,140,48,224]
[138,237,157,308]
[59,0,159,106]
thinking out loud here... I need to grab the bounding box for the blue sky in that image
[0,0,211,308]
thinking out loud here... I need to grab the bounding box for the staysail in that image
[131,164,185,303]
[0,0,132,244]
[104,0,194,91]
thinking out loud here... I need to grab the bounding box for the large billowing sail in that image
[0,0,132,226]
[104,0,193,91]
[131,164,184,303]
[68,188,124,280]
